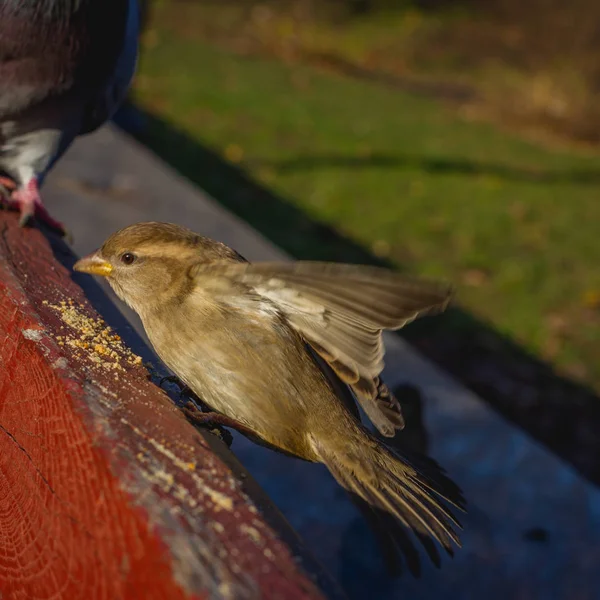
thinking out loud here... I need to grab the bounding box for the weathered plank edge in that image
[0,212,345,600]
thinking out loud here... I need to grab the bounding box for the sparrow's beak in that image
[73,252,113,277]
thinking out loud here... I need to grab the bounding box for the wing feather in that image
[190,261,454,436]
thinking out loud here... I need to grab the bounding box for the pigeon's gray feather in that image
[0,0,139,188]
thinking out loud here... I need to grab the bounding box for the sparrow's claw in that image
[159,375,197,403]
[182,403,236,447]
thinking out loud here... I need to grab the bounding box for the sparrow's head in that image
[73,222,240,313]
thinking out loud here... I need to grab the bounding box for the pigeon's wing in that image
[0,3,66,119]
[191,261,454,437]
[80,0,140,134]
[0,1,133,126]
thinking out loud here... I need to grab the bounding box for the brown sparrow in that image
[74,221,465,576]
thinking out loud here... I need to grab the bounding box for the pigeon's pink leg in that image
[9,178,67,234]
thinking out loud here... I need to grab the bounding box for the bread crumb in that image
[44,300,143,372]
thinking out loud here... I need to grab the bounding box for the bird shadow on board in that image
[113,105,600,491]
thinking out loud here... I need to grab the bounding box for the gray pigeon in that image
[0,0,139,234]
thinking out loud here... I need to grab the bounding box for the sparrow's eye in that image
[120,252,136,265]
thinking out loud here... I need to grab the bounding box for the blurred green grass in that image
[133,8,600,389]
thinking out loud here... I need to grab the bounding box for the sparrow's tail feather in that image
[311,424,465,577]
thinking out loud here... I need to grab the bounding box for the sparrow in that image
[0,0,139,234]
[74,222,465,576]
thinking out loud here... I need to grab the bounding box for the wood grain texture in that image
[0,212,329,600]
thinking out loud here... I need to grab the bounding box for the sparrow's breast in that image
[143,298,334,459]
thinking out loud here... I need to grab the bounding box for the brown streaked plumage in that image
[74,221,465,577]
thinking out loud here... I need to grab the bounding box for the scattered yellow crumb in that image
[240,524,262,545]
[44,299,144,372]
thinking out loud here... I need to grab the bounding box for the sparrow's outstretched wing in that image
[191,261,454,437]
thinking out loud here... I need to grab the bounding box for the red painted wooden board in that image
[0,212,330,600]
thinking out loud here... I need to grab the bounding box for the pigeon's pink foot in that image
[0,177,18,215]
[6,178,67,236]
[0,176,16,198]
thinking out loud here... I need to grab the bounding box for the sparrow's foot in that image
[181,401,258,448]
[4,178,69,238]
[159,375,202,409]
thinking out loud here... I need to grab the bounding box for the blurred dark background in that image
[105,0,600,597]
